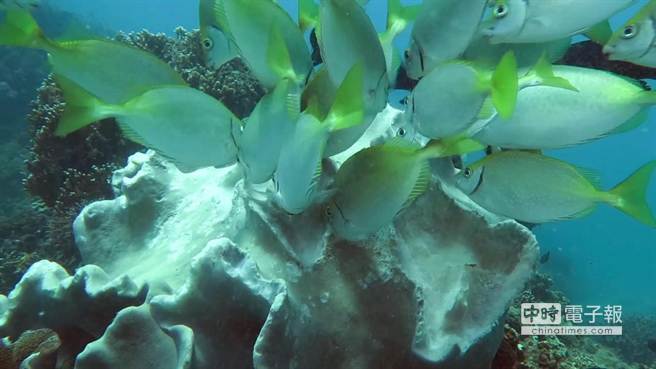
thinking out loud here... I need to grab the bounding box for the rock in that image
[151,239,284,369]
[0,260,147,365]
[75,304,193,369]
[395,182,538,366]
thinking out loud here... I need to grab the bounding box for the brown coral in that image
[0,329,60,369]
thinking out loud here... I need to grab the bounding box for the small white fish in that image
[455,151,656,227]
[55,78,240,173]
[404,0,488,79]
[603,0,656,68]
[480,0,632,44]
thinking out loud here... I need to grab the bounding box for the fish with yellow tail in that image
[328,137,485,241]
[54,78,240,173]
[0,9,184,104]
[479,0,631,44]
[407,52,576,140]
[604,0,656,68]
[275,63,365,215]
[455,151,656,227]
[474,65,656,149]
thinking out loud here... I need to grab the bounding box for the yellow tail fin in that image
[325,62,365,131]
[0,9,47,48]
[54,76,116,136]
[490,51,518,120]
[607,161,656,227]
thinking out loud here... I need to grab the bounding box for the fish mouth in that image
[602,45,617,60]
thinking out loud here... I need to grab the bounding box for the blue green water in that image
[7,0,656,315]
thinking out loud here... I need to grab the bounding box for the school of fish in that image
[1,0,655,241]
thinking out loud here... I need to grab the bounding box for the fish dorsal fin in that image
[574,165,603,189]
[272,78,301,120]
[286,90,301,120]
[400,159,430,213]
[214,0,232,35]
[385,136,420,150]
[529,54,578,92]
[305,158,323,199]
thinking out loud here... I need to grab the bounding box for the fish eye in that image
[622,25,637,39]
[403,49,410,60]
[325,206,333,218]
[202,37,213,50]
[494,4,508,18]
[398,128,406,137]
[463,167,473,178]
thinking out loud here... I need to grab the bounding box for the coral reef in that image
[0,260,147,369]
[0,328,60,369]
[562,41,656,80]
[598,314,656,367]
[491,273,656,369]
[1,107,539,369]
[0,47,48,126]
